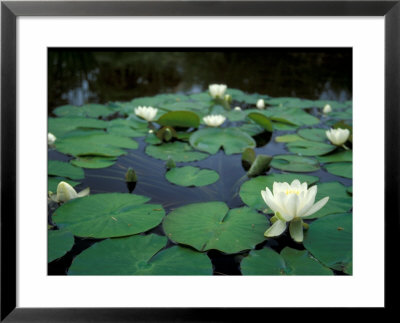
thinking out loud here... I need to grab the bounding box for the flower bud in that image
[125,168,138,183]
[165,156,176,169]
[323,104,332,114]
[256,99,265,109]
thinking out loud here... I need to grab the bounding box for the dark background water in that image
[48,48,352,111]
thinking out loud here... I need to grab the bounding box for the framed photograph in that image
[1,1,398,321]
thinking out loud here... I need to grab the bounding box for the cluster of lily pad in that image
[48,83,352,275]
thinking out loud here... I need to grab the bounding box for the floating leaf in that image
[107,125,146,138]
[240,247,333,275]
[247,112,273,132]
[166,166,219,187]
[162,202,269,254]
[325,162,352,179]
[145,141,209,162]
[317,150,352,163]
[264,107,320,126]
[270,155,320,172]
[48,117,107,138]
[239,174,319,210]
[189,128,256,155]
[68,234,212,275]
[287,140,336,156]
[242,148,256,168]
[48,160,85,180]
[275,134,303,143]
[54,104,114,118]
[70,157,116,169]
[48,229,74,262]
[157,111,200,128]
[53,193,165,238]
[247,155,273,177]
[297,128,328,142]
[303,182,352,219]
[303,213,352,274]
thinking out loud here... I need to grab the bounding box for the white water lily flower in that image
[48,133,56,145]
[209,84,227,99]
[203,114,226,127]
[323,104,332,114]
[326,128,350,146]
[256,99,265,109]
[134,106,158,122]
[234,106,242,111]
[50,181,90,203]
[261,180,329,242]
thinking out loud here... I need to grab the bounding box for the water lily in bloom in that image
[209,84,227,99]
[234,106,242,111]
[323,104,332,114]
[48,133,56,145]
[50,181,90,203]
[261,180,329,242]
[203,114,226,127]
[326,128,350,146]
[256,99,265,109]
[134,106,158,122]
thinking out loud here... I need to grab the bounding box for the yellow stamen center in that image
[285,189,300,195]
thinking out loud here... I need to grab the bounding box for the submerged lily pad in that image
[48,229,75,262]
[48,177,80,192]
[48,160,85,180]
[239,173,319,210]
[70,157,117,169]
[287,140,336,156]
[189,128,256,155]
[317,150,352,163]
[303,182,352,219]
[145,141,209,162]
[270,155,320,172]
[303,213,352,274]
[166,166,219,187]
[68,234,212,275]
[297,128,328,142]
[53,193,165,238]
[162,202,269,254]
[240,247,333,275]
[324,162,352,178]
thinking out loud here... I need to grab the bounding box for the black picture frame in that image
[1,1,398,321]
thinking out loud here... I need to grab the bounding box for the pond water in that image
[48,49,352,276]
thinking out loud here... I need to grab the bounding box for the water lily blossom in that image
[134,106,158,122]
[256,99,265,109]
[261,180,329,242]
[50,181,90,203]
[326,128,350,146]
[203,114,226,127]
[234,106,242,111]
[323,104,332,114]
[48,133,56,145]
[209,84,227,99]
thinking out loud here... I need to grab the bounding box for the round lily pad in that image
[239,173,319,210]
[145,141,209,162]
[162,202,269,254]
[189,127,256,155]
[165,166,219,187]
[48,229,74,262]
[325,162,352,179]
[264,107,320,126]
[48,160,85,180]
[68,234,212,275]
[287,140,336,156]
[270,155,320,172]
[240,247,333,275]
[317,150,352,163]
[297,128,328,142]
[70,157,116,169]
[157,111,200,128]
[53,193,165,238]
[303,213,352,274]
[275,134,303,143]
[303,182,352,219]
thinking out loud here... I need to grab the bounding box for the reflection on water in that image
[48,49,352,111]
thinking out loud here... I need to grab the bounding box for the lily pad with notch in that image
[270,155,320,172]
[287,140,336,156]
[145,141,209,162]
[165,166,219,187]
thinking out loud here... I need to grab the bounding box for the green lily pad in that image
[303,213,352,274]
[48,177,80,192]
[166,166,219,187]
[275,134,303,143]
[287,140,336,156]
[189,128,256,155]
[247,112,273,132]
[270,155,320,172]
[70,157,117,169]
[297,128,328,142]
[303,182,352,219]
[145,141,209,162]
[54,104,115,118]
[325,162,352,178]
[48,160,85,180]
[48,117,108,138]
[347,186,352,195]
[162,202,269,254]
[240,247,333,275]
[48,229,75,262]
[317,150,352,163]
[55,133,138,157]
[247,155,273,177]
[107,125,147,138]
[239,123,265,136]
[264,107,320,126]
[159,101,206,112]
[68,234,212,275]
[157,111,200,128]
[239,173,319,210]
[53,193,165,238]
[226,109,247,122]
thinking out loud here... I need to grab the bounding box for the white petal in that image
[289,218,304,242]
[302,196,329,217]
[77,187,90,198]
[264,220,287,237]
[284,193,299,218]
[261,188,280,213]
